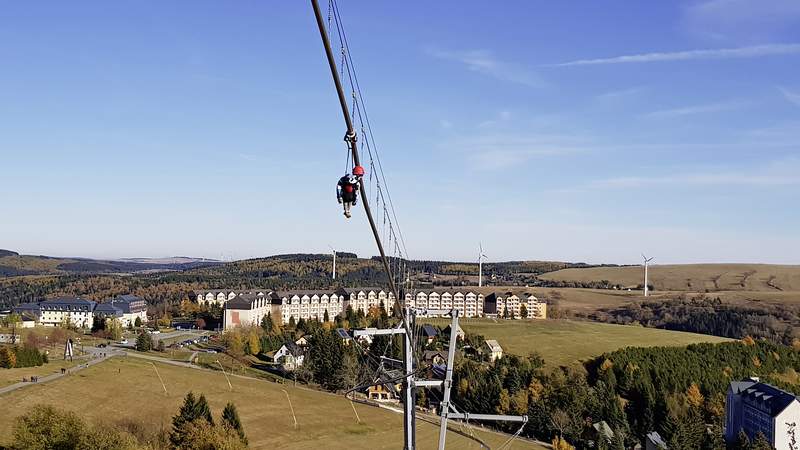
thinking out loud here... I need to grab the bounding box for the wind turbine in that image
[478,243,488,287]
[329,245,337,280]
[642,254,654,297]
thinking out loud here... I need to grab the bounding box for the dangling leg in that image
[343,201,352,218]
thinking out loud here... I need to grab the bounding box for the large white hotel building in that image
[200,287,546,330]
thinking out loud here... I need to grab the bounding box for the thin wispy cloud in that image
[595,87,646,101]
[550,43,800,66]
[592,159,800,189]
[644,100,745,118]
[779,87,800,107]
[684,0,800,41]
[426,48,545,87]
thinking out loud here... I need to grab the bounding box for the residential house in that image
[273,342,305,371]
[646,431,667,450]
[421,325,438,344]
[443,323,465,341]
[423,350,449,367]
[483,339,503,361]
[366,368,403,401]
[725,378,800,448]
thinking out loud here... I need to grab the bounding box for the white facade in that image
[497,293,546,319]
[39,298,96,329]
[278,291,346,324]
[404,290,484,318]
[197,290,266,307]
[223,294,273,330]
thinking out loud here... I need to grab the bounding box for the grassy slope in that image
[425,318,730,367]
[539,263,800,292]
[0,357,544,450]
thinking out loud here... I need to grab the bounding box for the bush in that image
[11,404,138,450]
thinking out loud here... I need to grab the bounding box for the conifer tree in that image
[171,392,214,446]
[221,402,247,444]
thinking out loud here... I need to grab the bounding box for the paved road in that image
[0,350,112,396]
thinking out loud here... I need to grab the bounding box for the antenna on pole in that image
[642,253,654,297]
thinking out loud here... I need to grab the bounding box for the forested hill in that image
[0,252,593,307]
[0,251,220,277]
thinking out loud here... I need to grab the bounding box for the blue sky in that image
[1,0,799,264]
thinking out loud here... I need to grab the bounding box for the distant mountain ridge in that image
[0,250,222,276]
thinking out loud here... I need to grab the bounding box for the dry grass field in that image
[424,318,730,367]
[539,263,800,292]
[0,357,544,450]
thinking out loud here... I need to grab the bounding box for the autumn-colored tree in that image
[552,436,576,450]
[741,335,756,346]
[496,389,511,414]
[0,346,17,368]
[685,383,704,408]
[246,329,261,356]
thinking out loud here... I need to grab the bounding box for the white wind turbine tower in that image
[642,253,654,297]
[478,243,488,287]
[329,245,337,280]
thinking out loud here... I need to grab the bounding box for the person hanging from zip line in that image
[337,165,365,218]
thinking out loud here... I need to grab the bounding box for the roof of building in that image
[280,341,304,357]
[423,350,449,361]
[40,297,97,310]
[277,290,341,298]
[225,293,268,310]
[13,303,41,312]
[336,328,352,340]
[739,381,799,417]
[592,421,614,441]
[484,339,503,352]
[646,431,667,449]
[94,303,123,317]
[421,324,438,337]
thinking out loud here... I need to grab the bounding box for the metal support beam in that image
[352,327,407,337]
[414,380,443,388]
[403,307,416,450]
[447,413,529,423]
[437,309,460,450]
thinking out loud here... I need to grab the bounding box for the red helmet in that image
[352,165,365,176]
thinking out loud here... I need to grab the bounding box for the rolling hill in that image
[539,263,800,292]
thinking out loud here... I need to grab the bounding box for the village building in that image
[421,325,438,344]
[273,341,305,371]
[483,339,503,361]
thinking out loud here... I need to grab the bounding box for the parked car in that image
[205,350,217,354]
[118,339,129,345]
